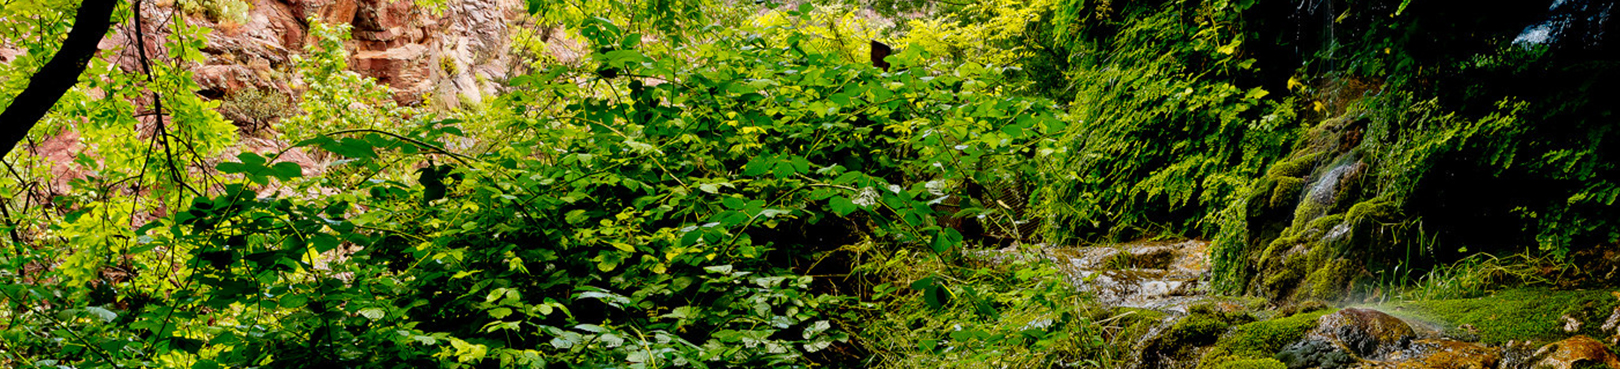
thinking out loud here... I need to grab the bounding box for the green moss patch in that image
[1376,288,1620,345]
[1211,358,1288,369]
[1197,309,1335,369]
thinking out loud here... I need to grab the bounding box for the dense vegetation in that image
[2,0,1617,367]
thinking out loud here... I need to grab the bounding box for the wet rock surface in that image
[1276,308,1416,368]
[1047,239,1213,312]
[1380,339,1501,369]
[1529,335,1620,369]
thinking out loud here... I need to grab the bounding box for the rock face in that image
[156,0,524,109]
[1276,308,1417,369]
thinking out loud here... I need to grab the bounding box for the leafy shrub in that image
[1035,0,1299,244]
[218,88,293,132]
[3,6,1083,367]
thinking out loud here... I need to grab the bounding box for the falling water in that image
[1514,0,1615,48]
[1295,155,1360,227]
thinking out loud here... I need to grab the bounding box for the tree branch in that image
[0,0,121,157]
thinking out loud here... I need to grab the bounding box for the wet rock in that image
[1322,308,1417,357]
[1275,308,1416,368]
[1531,335,1620,369]
[1052,240,1214,312]
[1276,338,1359,369]
[1378,339,1500,369]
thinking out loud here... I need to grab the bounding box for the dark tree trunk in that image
[0,0,120,157]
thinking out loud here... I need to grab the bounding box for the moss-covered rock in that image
[1139,303,1257,367]
[1269,176,1305,209]
[1197,309,1336,369]
[1302,258,1355,300]
[1268,152,1328,179]
[1344,199,1400,225]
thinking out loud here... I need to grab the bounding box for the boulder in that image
[1532,335,1620,369]
[1276,308,1416,368]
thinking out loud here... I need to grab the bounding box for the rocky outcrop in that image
[1276,308,1417,368]
[168,0,523,108]
[1529,335,1620,369]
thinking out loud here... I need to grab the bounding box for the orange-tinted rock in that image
[1376,339,1500,369]
[351,44,432,104]
[286,0,359,25]
[1532,335,1620,369]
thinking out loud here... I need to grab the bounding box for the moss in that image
[1095,306,1169,351]
[1289,194,1334,232]
[1267,152,1328,179]
[440,56,459,76]
[1378,288,1620,345]
[1269,176,1305,209]
[1345,199,1400,225]
[1171,303,1255,345]
[1134,303,1257,367]
[1110,306,1169,334]
[1247,176,1278,214]
[1304,213,1344,235]
[1212,358,1288,369]
[1302,258,1354,300]
[1262,261,1301,293]
[1197,309,1335,369]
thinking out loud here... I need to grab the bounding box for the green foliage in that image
[853,248,1117,368]
[1366,252,1569,302]
[1036,0,1299,243]
[2,4,244,367]
[3,4,1080,367]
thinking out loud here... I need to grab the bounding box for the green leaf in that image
[721,197,747,210]
[565,209,590,225]
[279,294,309,309]
[358,308,386,320]
[931,228,962,253]
[718,211,750,227]
[743,155,776,176]
[84,306,117,322]
[270,161,303,180]
[829,196,858,216]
